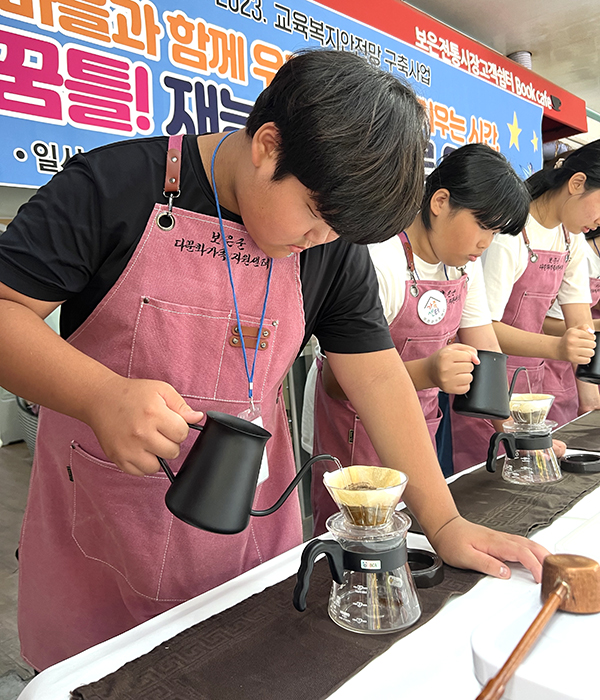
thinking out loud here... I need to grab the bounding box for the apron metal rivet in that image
[171,156,178,163]
[143,297,149,304]
[156,211,175,231]
[260,342,266,348]
[262,330,269,337]
[169,177,176,184]
[232,337,239,344]
[273,320,278,326]
[233,326,238,333]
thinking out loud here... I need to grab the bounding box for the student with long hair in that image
[543,224,600,417]
[453,140,600,471]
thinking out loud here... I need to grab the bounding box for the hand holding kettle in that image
[556,324,596,364]
[425,343,480,394]
[85,374,203,476]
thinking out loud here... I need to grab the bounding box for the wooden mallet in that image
[476,554,600,700]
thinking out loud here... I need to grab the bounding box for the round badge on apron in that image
[417,289,447,325]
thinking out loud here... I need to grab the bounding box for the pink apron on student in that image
[544,271,600,425]
[18,135,306,671]
[311,231,467,535]
[591,276,600,320]
[452,228,569,471]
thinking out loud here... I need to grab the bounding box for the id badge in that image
[417,289,447,325]
[252,415,269,485]
[238,405,268,484]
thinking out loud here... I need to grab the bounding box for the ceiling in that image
[405,0,600,116]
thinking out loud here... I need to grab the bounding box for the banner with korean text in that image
[0,0,543,188]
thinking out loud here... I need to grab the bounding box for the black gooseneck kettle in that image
[453,354,526,419]
[157,410,334,535]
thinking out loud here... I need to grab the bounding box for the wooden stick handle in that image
[476,582,569,700]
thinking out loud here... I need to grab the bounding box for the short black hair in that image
[527,138,600,201]
[420,143,530,236]
[245,49,429,244]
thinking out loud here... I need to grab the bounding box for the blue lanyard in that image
[593,238,600,259]
[210,132,273,406]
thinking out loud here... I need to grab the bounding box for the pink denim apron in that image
[544,269,600,425]
[18,135,305,670]
[452,228,569,471]
[591,276,600,320]
[311,231,467,534]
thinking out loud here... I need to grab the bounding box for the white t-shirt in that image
[547,239,600,320]
[483,214,592,322]
[300,235,492,452]
[367,235,492,327]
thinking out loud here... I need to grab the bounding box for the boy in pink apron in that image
[452,141,600,471]
[310,144,530,533]
[0,51,548,671]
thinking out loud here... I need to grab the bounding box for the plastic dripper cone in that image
[509,393,555,425]
[323,466,408,527]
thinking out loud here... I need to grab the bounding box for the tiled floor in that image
[0,442,34,698]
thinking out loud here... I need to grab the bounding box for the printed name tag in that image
[417,289,447,325]
[252,415,269,484]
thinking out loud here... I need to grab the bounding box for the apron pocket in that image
[69,441,177,601]
[398,333,455,363]
[127,296,279,403]
[506,291,555,332]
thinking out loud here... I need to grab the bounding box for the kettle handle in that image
[293,539,345,612]
[486,432,517,473]
[250,454,336,517]
[157,423,204,483]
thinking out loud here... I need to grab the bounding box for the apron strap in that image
[164,134,184,195]
[561,224,571,262]
[521,227,539,263]
[399,230,420,297]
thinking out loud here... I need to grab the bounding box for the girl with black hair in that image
[542,224,600,418]
[308,143,531,534]
[453,140,600,471]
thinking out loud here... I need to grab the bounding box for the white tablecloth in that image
[19,452,600,700]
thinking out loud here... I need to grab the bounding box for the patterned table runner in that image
[72,412,600,700]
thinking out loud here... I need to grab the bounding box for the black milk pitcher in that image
[158,410,334,535]
[453,350,526,420]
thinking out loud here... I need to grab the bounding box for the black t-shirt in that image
[0,135,393,355]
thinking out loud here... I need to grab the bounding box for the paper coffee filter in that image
[323,466,408,510]
[509,393,554,425]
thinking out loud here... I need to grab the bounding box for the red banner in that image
[319,0,587,140]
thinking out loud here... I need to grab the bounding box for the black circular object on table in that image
[407,548,444,588]
[560,453,600,473]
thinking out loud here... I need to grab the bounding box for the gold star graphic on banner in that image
[507,112,522,151]
[531,130,539,152]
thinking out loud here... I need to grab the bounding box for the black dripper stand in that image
[293,466,443,635]
[486,394,562,484]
